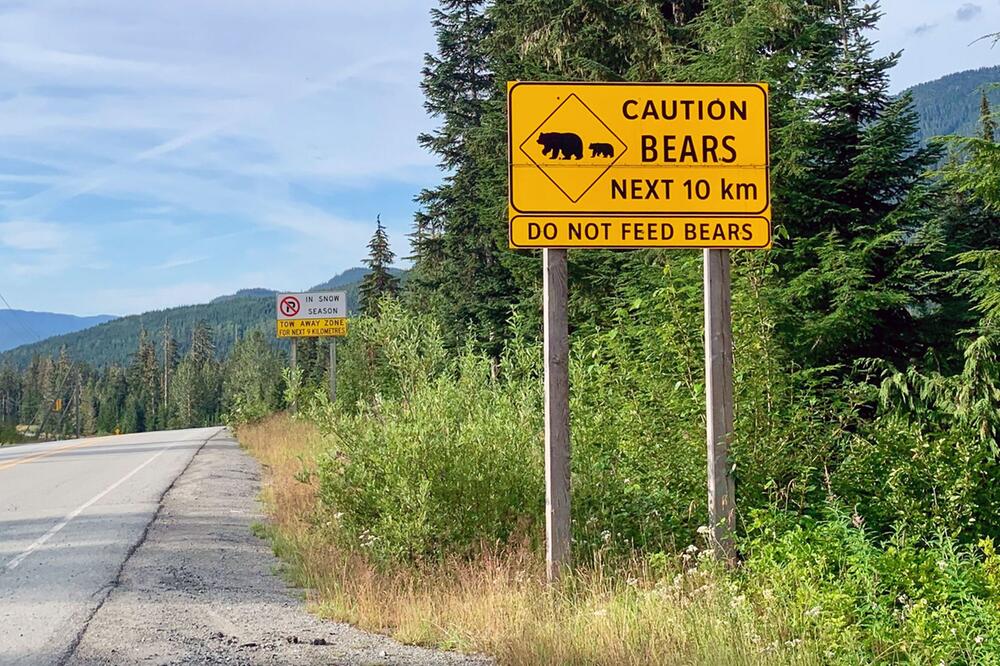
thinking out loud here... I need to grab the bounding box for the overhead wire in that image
[0,289,44,343]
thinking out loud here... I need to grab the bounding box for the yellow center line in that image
[0,438,109,472]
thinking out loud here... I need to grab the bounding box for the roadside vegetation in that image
[235,0,1000,663]
[238,301,1000,664]
[5,0,1000,662]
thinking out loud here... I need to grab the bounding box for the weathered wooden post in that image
[704,248,737,564]
[543,248,571,581]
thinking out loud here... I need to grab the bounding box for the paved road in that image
[0,428,223,664]
[0,428,488,666]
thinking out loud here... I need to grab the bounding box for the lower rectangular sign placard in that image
[276,318,347,338]
[509,216,771,249]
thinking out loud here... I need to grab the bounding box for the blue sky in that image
[0,1,997,316]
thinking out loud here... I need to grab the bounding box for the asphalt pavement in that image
[0,427,488,665]
[0,428,223,664]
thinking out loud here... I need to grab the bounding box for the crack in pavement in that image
[56,427,226,666]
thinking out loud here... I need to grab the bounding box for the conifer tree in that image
[763,0,939,369]
[360,216,400,316]
[169,323,221,427]
[223,330,283,421]
[125,330,159,431]
[408,0,523,356]
[409,0,491,297]
[981,93,997,142]
[160,323,178,427]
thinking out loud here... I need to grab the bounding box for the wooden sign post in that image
[290,339,298,413]
[508,81,770,577]
[543,248,572,581]
[329,340,337,402]
[704,249,737,563]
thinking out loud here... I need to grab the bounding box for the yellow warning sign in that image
[276,318,347,338]
[510,216,771,249]
[507,82,771,248]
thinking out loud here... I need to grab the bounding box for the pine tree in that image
[126,330,159,432]
[96,365,127,433]
[360,216,400,316]
[0,364,19,425]
[409,0,491,308]
[223,330,284,421]
[169,323,222,427]
[763,0,939,369]
[160,323,178,428]
[408,0,524,357]
[981,93,997,142]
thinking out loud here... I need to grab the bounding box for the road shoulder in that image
[65,429,488,666]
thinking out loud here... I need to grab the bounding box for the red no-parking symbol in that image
[279,296,301,317]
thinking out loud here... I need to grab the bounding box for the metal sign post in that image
[290,339,298,414]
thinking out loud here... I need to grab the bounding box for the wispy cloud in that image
[0,1,437,314]
[0,220,68,251]
[150,255,209,271]
[955,3,982,21]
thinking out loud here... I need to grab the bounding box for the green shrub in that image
[741,508,1000,664]
[308,305,543,564]
[333,299,450,409]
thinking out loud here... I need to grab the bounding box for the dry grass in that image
[237,413,822,666]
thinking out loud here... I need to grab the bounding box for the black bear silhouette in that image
[537,132,583,160]
[589,142,614,158]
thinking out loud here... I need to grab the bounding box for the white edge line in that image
[3,445,176,572]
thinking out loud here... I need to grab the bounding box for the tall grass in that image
[237,301,1000,664]
[239,414,825,666]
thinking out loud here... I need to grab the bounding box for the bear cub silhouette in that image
[537,132,583,160]
[589,142,614,158]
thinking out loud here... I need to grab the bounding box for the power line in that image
[0,289,43,343]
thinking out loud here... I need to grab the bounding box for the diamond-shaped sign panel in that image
[518,93,627,203]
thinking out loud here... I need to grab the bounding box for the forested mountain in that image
[0,297,273,369]
[210,288,276,304]
[0,310,115,353]
[907,65,1000,143]
[0,267,405,368]
[310,266,407,309]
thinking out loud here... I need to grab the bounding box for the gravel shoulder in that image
[65,429,490,666]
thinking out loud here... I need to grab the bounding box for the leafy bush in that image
[308,303,543,564]
[741,508,1000,664]
[333,299,450,409]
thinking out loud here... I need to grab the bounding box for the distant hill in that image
[310,267,407,309]
[0,297,273,369]
[0,266,407,368]
[907,66,1000,144]
[309,267,373,291]
[0,310,116,353]
[211,288,277,304]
